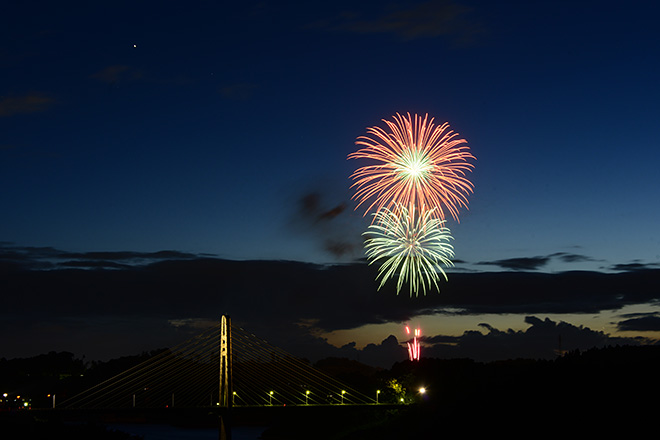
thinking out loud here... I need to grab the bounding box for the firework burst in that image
[349,112,475,222]
[363,204,454,296]
[405,326,422,361]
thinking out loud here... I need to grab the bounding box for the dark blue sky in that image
[3,0,659,269]
[2,1,660,363]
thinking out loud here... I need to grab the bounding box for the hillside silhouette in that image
[2,344,658,438]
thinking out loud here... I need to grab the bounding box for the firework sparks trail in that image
[348,112,475,222]
[363,204,454,296]
[405,326,421,361]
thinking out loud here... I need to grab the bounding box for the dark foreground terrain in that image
[2,345,659,438]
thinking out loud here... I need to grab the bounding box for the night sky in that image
[2,0,660,367]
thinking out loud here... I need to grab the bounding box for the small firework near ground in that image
[405,325,421,361]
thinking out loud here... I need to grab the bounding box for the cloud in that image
[610,261,659,272]
[0,243,200,270]
[422,316,644,362]
[168,317,219,330]
[4,245,660,322]
[550,252,597,263]
[440,269,660,315]
[617,313,660,332]
[310,0,482,43]
[359,335,408,366]
[91,65,143,84]
[289,191,363,260]
[57,260,132,270]
[297,192,349,222]
[0,315,186,362]
[67,250,199,262]
[2,246,660,366]
[0,92,54,116]
[477,256,550,271]
[268,332,408,369]
[476,251,620,271]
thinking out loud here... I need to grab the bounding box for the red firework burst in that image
[348,112,475,222]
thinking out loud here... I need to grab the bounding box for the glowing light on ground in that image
[364,204,454,296]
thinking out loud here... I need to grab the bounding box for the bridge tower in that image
[220,314,233,407]
[219,315,233,440]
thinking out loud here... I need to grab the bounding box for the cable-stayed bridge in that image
[59,316,376,410]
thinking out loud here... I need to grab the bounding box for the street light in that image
[341,390,346,404]
[376,390,380,404]
[269,391,274,405]
[305,390,310,405]
[232,391,236,406]
[419,387,426,395]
